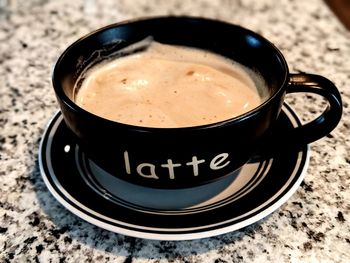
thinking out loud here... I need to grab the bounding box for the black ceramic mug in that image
[52,16,342,188]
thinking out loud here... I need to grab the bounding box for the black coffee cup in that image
[52,16,342,189]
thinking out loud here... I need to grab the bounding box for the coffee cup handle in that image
[285,73,342,145]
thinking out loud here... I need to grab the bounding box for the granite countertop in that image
[1,0,349,262]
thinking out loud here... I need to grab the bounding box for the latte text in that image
[123,151,230,179]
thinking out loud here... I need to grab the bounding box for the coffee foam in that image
[74,41,267,128]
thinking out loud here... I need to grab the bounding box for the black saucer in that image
[39,104,309,240]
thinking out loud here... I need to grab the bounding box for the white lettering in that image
[210,153,230,170]
[186,156,205,176]
[123,150,231,179]
[124,151,131,174]
[161,159,182,179]
[136,163,159,179]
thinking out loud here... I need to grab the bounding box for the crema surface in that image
[75,42,262,128]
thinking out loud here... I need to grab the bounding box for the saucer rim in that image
[39,104,309,240]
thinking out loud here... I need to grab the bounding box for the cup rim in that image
[52,15,290,132]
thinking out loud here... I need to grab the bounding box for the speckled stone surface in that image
[0,0,349,262]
